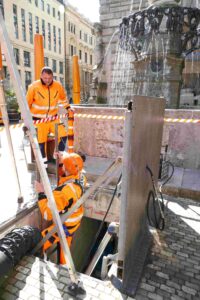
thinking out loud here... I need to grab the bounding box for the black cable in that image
[82,173,122,273]
[146,165,165,231]
[159,160,174,191]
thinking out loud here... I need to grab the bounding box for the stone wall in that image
[74,106,200,169]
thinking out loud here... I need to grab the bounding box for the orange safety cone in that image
[34,34,44,80]
[72,55,80,104]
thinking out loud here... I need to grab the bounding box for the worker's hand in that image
[67,106,75,114]
[53,151,63,163]
[35,181,44,193]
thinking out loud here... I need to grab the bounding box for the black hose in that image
[0,226,42,277]
[146,165,165,231]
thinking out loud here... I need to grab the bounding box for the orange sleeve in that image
[38,189,72,221]
[26,84,35,109]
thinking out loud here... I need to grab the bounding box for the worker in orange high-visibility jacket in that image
[35,152,86,264]
[26,66,74,167]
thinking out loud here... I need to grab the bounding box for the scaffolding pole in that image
[0,10,81,290]
[0,80,23,203]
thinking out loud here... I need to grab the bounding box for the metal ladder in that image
[0,9,122,296]
[0,9,83,295]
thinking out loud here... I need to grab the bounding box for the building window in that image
[13,4,19,39]
[90,54,93,65]
[58,28,61,54]
[53,76,57,80]
[0,0,4,18]
[84,33,88,43]
[29,13,33,44]
[85,52,87,64]
[35,16,39,34]
[25,71,32,90]
[44,57,49,66]
[58,11,61,21]
[14,48,19,65]
[85,72,88,85]
[48,23,51,51]
[41,0,44,11]
[52,59,56,72]
[79,50,82,60]
[42,19,45,48]
[70,45,74,56]
[47,4,50,14]
[53,7,55,17]
[60,77,64,86]
[21,9,26,42]
[89,36,93,45]
[24,51,30,67]
[59,62,63,74]
[79,30,82,39]
[53,25,56,52]
[28,0,31,2]
[35,0,38,7]
[68,22,70,32]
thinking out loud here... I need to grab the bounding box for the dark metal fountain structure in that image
[119,5,200,108]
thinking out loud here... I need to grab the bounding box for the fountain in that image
[118,0,200,108]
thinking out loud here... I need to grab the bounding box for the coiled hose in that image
[0,226,42,277]
[146,161,174,231]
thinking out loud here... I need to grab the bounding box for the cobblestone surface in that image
[0,196,199,300]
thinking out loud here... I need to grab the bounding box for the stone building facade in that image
[0,0,96,100]
[65,4,95,100]
[1,0,65,90]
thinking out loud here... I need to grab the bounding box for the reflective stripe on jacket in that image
[26,79,70,118]
[38,181,84,237]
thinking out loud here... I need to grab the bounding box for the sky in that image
[67,0,100,23]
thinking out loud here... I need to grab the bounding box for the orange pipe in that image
[72,55,80,104]
[0,45,4,80]
[34,34,44,80]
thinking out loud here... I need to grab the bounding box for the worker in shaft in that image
[35,152,86,264]
[26,66,73,167]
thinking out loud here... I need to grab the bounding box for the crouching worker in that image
[35,152,86,264]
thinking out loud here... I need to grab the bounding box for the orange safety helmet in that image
[62,153,83,175]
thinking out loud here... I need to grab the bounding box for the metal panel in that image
[118,96,165,295]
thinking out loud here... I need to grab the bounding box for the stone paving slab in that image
[0,196,200,300]
[160,167,200,201]
[0,255,124,300]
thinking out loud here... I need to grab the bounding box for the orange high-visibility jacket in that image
[38,181,84,238]
[26,80,70,119]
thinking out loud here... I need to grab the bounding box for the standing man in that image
[26,66,72,167]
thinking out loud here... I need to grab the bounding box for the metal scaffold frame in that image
[0,9,79,289]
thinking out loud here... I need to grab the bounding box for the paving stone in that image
[15,266,30,275]
[140,283,155,292]
[185,281,200,291]
[148,292,163,300]
[170,295,184,300]
[1,291,14,300]
[156,272,169,280]
[166,280,180,290]
[182,285,197,296]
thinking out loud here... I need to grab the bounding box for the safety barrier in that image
[0,115,200,132]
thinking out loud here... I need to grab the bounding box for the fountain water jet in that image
[118,0,200,108]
